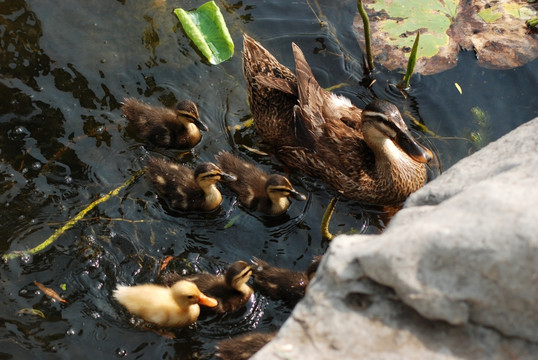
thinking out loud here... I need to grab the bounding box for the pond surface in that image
[1,0,537,358]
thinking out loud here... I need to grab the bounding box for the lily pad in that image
[354,0,538,74]
[174,1,234,65]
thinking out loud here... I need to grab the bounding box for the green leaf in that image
[478,8,503,23]
[365,0,457,58]
[174,1,234,65]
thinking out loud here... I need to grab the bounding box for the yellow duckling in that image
[113,280,218,327]
[147,158,237,211]
[242,34,433,205]
[121,98,208,149]
[160,260,253,314]
[251,256,321,306]
[215,151,306,215]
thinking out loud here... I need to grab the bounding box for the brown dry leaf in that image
[34,281,68,304]
[354,0,538,74]
[160,256,174,272]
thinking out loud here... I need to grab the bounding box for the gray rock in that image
[252,118,538,359]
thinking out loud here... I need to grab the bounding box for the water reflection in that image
[1,0,537,359]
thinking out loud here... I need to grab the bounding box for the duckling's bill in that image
[193,117,209,132]
[290,188,307,201]
[199,293,219,307]
[219,172,237,182]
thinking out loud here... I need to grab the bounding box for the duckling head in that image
[266,174,306,208]
[170,280,218,309]
[361,100,433,164]
[175,100,209,132]
[194,162,237,189]
[225,260,253,294]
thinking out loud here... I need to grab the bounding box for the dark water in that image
[1,0,536,358]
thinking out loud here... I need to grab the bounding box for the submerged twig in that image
[357,0,374,73]
[321,196,339,240]
[3,169,145,261]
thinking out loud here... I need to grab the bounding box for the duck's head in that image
[194,162,237,189]
[266,174,307,203]
[361,100,432,164]
[175,100,209,132]
[170,280,218,308]
[225,260,253,291]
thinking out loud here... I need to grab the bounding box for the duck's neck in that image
[269,197,290,215]
[372,138,424,183]
[202,183,222,210]
[235,282,253,296]
[183,121,202,143]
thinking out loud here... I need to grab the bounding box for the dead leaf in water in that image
[354,0,538,74]
[160,256,174,272]
[18,308,46,318]
[34,281,68,304]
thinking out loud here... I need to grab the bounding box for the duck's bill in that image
[194,118,209,132]
[198,293,218,308]
[396,129,433,164]
[219,172,237,182]
[290,189,307,201]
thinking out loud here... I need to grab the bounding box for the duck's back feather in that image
[147,158,205,210]
[215,151,271,210]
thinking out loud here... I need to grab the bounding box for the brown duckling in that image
[121,98,208,149]
[216,331,276,360]
[251,256,321,306]
[242,34,433,205]
[160,260,253,314]
[215,151,306,215]
[113,280,218,327]
[148,158,237,211]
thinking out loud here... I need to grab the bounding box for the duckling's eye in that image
[187,295,195,299]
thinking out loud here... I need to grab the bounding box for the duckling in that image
[242,34,433,205]
[251,256,321,306]
[216,331,276,360]
[215,151,306,215]
[121,98,208,149]
[147,158,237,211]
[160,260,253,314]
[113,280,218,327]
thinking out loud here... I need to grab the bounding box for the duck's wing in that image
[277,144,378,202]
[242,34,299,148]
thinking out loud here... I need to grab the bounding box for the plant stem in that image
[357,0,374,72]
[527,17,538,28]
[3,169,145,261]
[321,196,339,240]
[399,32,420,89]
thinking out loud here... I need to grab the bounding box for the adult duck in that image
[242,34,432,205]
[122,98,208,149]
